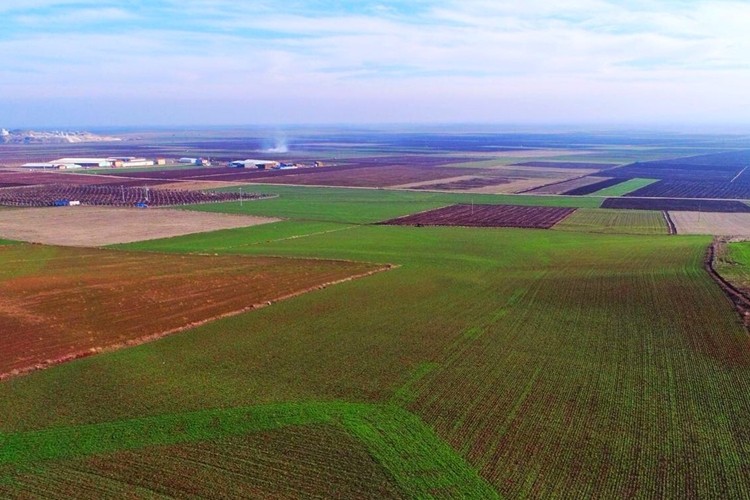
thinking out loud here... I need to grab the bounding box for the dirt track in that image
[0,206,279,246]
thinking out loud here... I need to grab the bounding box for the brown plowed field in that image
[627,180,750,200]
[244,165,489,188]
[0,171,159,186]
[523,176,611,195]
[409,177,512,190]
[0,245,383,379]
[512,161,617,169]
[602,197,750,213]
[379,204,576,228]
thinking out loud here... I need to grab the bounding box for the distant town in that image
[21,156,324,170]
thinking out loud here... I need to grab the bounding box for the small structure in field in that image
[51,158,111,168]
[229,159,279,169]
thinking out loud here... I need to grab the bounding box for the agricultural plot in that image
[0,184,255,207]
[608,151,750,185]
[405,176,512,190]
[523,175,612,195]
[715,240,750,290]
[670,212,750,236]
[189,185,601,225]
[13,224,745,497]
[244,165,491,188]
[0,206,279,246]
[601,197,750,212]
[626,180,750,200]
[511,161,617,169]
[561,177,626,195]
[380,204,575,228]
[0,244,381,378]
[0,424,405,499]
[0,171,155,187]
[552,208,668,235]
[588,178,658,196]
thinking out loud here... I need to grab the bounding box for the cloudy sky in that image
[2,0,749,128]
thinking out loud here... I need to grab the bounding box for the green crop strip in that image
[183,184,601,224]
[0,402,498,499]
[588,178,658,196]
[552,208,668,235]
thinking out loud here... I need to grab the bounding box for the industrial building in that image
[179,157,211,166]
[228,159,280,169]
[51,158,111,168]
[22,162,82,170]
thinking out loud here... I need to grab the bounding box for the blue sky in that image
[2,1,750,128]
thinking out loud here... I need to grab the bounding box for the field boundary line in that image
[663,211,677,234]
[704,238,750,324]
[0,264,396,382]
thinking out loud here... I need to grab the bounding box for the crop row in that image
[561,177,623,195]
[627,180,750,200]
[0,184,257,207]
[602,197,750,212]
[380,204,576,228]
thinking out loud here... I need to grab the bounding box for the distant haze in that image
[2,1,750,129]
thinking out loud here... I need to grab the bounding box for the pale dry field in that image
[392,166,597,194]
[671,211,750,236]
[525,176,612,195]
[0,206,279,246]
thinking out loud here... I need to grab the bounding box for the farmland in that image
[2,222,747,497]
[601,197,750,212]
[626,180,750,200]
[0,244,382,378]
[561,177,622,195]
[4,129,750,497]
[670,212,750,237]
[553,208,668,235]
[379,204,576,228]
[0,206,279,246]
[588,177,659,196]
[0,184,255,207]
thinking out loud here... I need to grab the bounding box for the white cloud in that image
[2,0,750,125]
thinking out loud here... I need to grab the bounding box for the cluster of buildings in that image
[227,159,323,170]
[21,155,324,172]
[23,157,167,170]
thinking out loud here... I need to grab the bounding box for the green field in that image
[588,178,659,196]
[553,208,668,235]
[3,202,749,497]
[189,184,601,224]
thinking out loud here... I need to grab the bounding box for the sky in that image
[2,0,750,128]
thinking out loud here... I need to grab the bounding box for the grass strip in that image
[0,402,499,499]
[588,178,658,197]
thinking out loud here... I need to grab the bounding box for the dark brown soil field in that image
[608,151,750,182]
[522,176,611,195]
[562,177,625,195]
[601,197,750,212]
[0,245,382,378]
[0,171,165,187]
[0,184,256,207]
[626,180,750,200]
[410,177,512,190]
[379,204,576,228]
[241,165,489,188]
[512,161,617,169]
